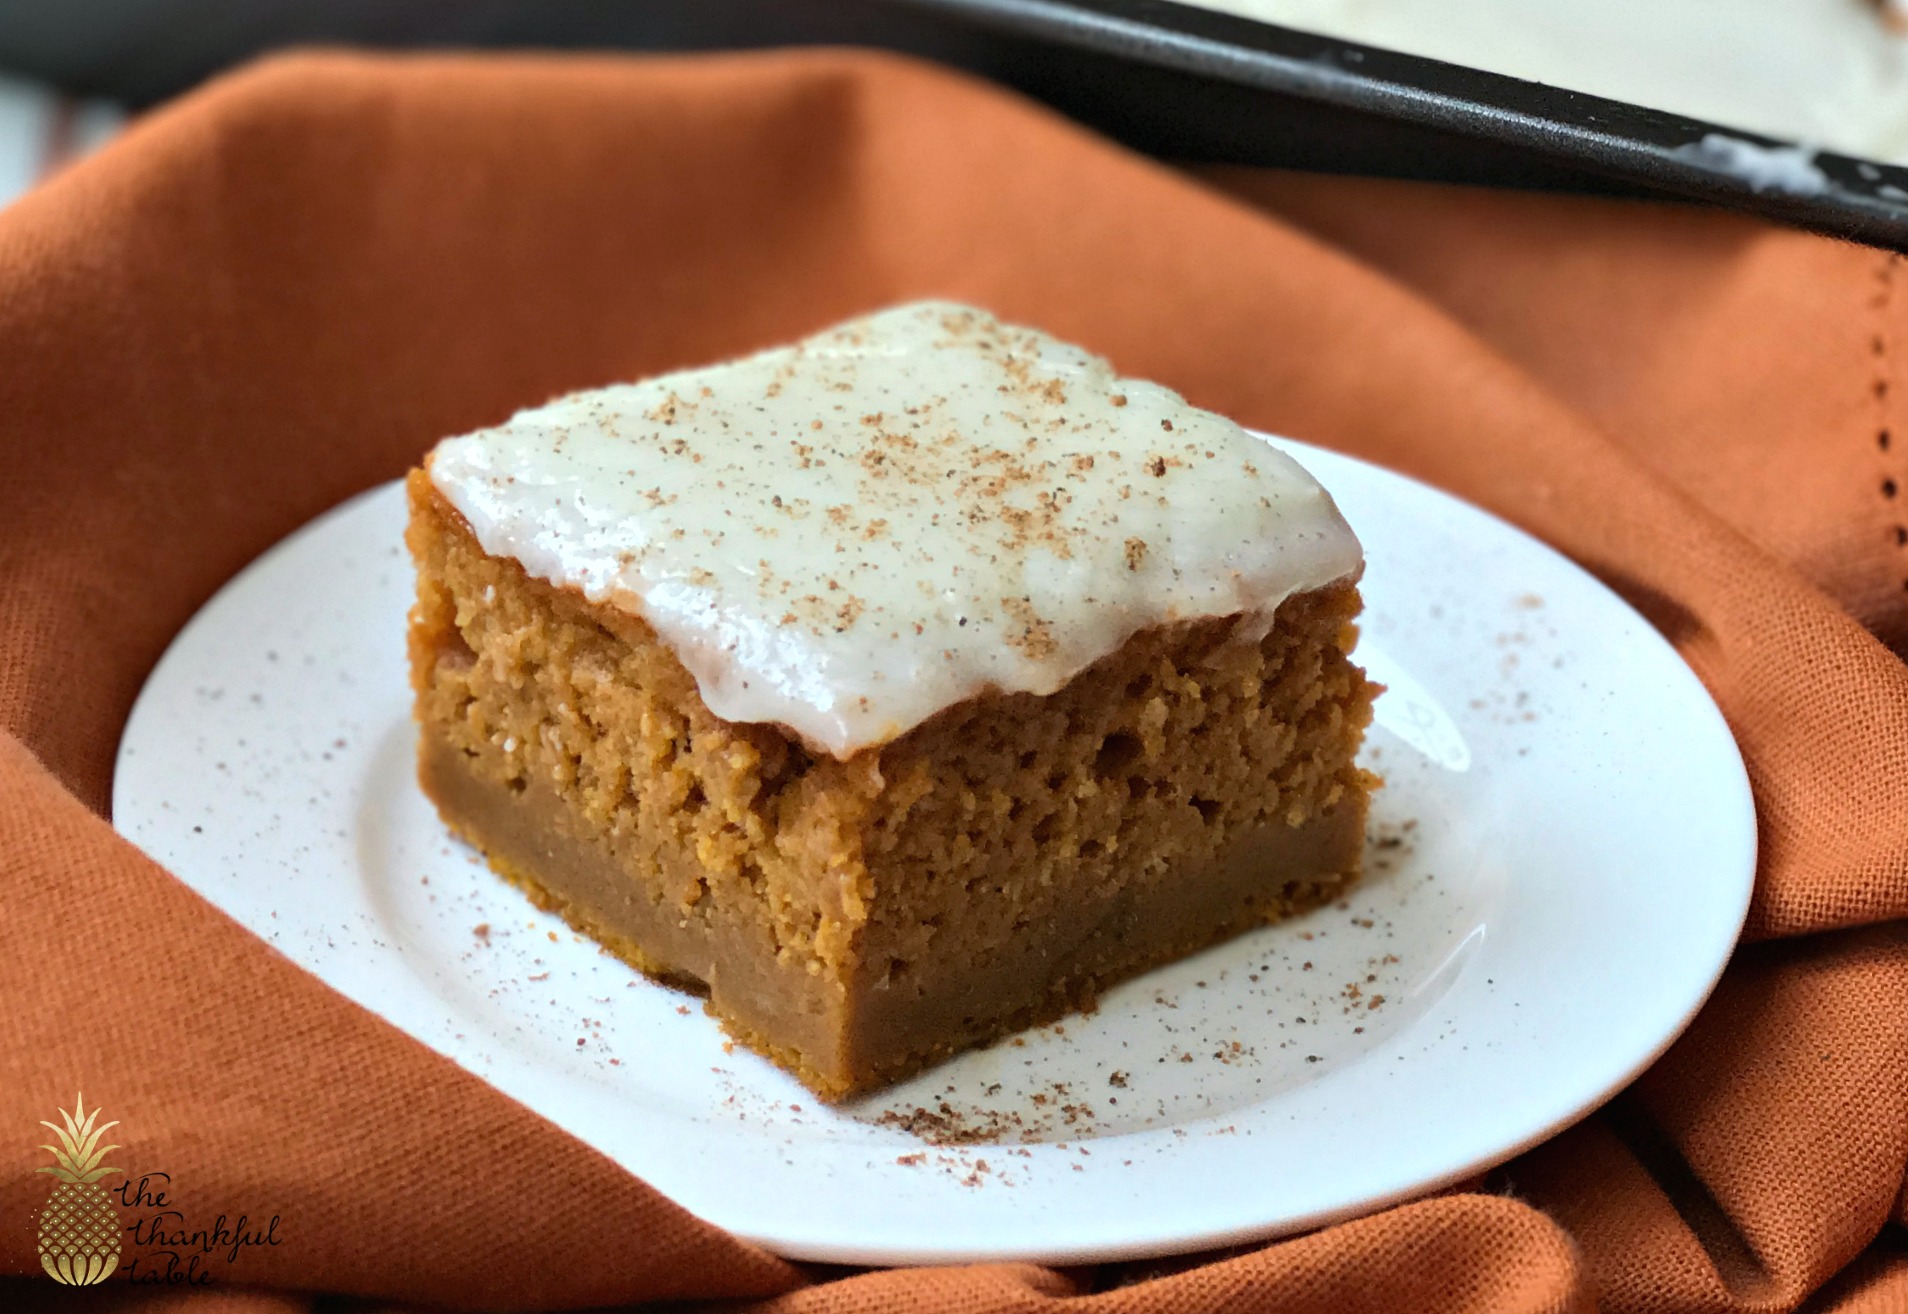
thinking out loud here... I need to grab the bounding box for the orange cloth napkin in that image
[3,47,1906,1313]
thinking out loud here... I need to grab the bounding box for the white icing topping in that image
[1670,134,1831,195]
[428,302,1362,758]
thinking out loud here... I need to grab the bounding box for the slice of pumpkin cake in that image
[405,300,1376,1100]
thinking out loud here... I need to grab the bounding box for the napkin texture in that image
[1,47,1905,1313]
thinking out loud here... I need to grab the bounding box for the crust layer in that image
[420,726,1364,1096]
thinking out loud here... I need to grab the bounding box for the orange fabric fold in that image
[1,46,1905,1313]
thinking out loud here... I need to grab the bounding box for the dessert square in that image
[407,302,1376,1100]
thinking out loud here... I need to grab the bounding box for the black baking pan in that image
[5,0,1906,248]
[920,0,1908,249]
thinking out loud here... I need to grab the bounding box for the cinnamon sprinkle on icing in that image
[427,301,1361,757]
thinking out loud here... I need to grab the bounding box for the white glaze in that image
[1671,134,1831,194]
[428,302,1362,757]
[1186,0,1908,166]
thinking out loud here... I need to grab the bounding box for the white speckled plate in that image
[113,437,1755,1266]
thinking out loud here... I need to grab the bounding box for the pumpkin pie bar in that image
[406,301,1376,1100]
